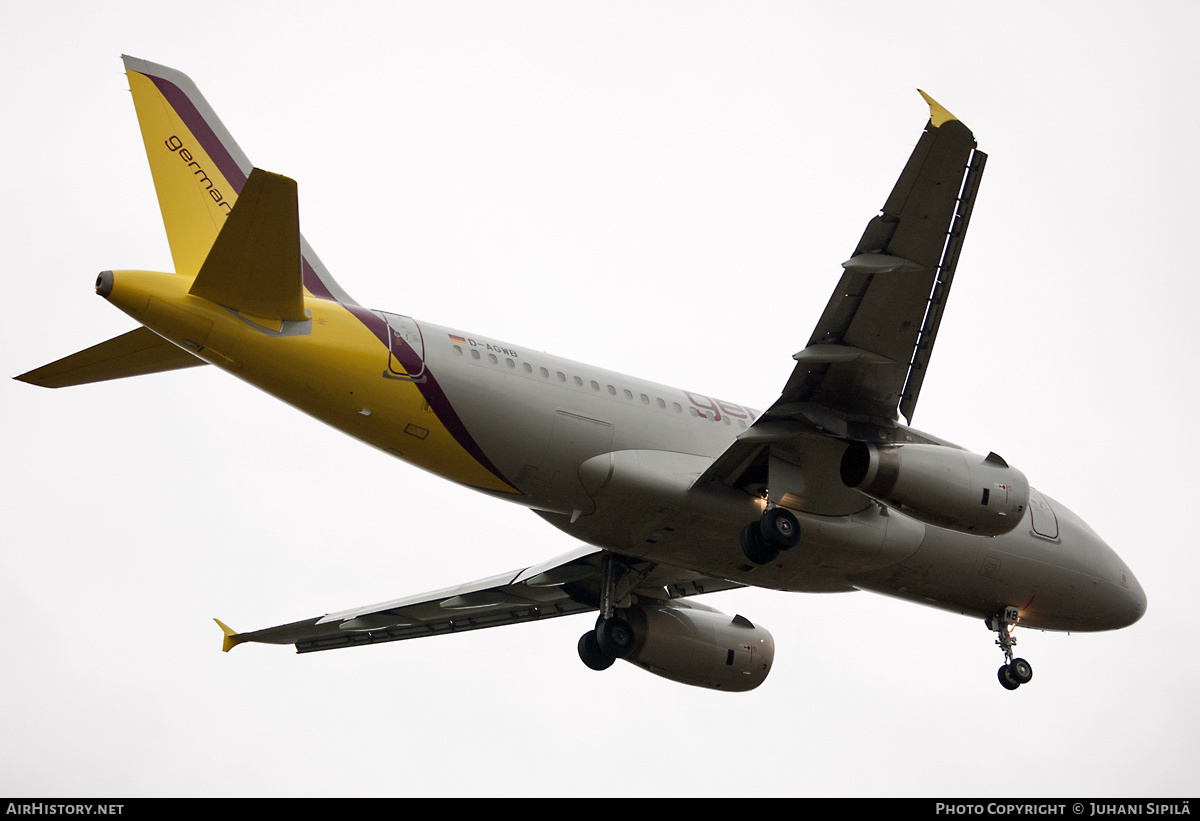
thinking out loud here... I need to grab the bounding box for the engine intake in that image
[840,441,1028,536]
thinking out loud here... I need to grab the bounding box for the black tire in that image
[597,616,636,659]
[577,631,615,671]
[1009,658,1033,685]
[760,507,800,550]
[740,522,779,565]
[998,664,1021,690]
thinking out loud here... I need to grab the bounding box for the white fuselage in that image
[362,316,1147,634]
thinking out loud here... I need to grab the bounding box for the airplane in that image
[16,56,1146,692]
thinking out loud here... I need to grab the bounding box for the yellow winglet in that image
[214,618,246,653]
[917,89,958,128]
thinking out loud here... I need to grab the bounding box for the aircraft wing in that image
[694,93,985,514]
[780,92,984,426]
[219,546,742,654]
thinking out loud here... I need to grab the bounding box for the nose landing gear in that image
[989,607,1033,690]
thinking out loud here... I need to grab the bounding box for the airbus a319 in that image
[17,57,1146,691]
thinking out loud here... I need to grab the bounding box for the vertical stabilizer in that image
[121,56,358,306]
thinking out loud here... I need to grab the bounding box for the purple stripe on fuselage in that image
[302,259,335,301]
[343,305,515,490]
[141,69,512,490]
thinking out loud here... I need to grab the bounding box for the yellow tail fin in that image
[124,57,249,279]
[121,56,358,307]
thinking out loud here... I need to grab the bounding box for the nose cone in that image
[1050,496,1147,631]
[1108,559,1147,629]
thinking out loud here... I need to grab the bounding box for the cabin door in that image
[376,311,427,382]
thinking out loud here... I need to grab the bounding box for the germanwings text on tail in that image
[16,57,1146,691]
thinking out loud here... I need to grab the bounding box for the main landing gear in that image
[740,506,801,565]
[577,615,635,670]
[577,553,648,672]
[989,607,1034,691]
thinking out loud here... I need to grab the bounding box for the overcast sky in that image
[3,1,1197,797]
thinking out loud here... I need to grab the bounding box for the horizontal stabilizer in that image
[14,327,207,388]
[189,168,307,324]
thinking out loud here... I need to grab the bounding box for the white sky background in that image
[2,0,1197,797]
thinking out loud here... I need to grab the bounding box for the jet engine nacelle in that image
[840,441,1029,537]
[621,601,774,692]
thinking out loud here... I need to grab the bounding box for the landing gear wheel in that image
[998,664,1021,690]
[760,507,801,550]
[989,608,1032,691]
[740,522,779,565]
[577,631,615,671]
[596,616,636,659]
[1008,658,1033,685]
